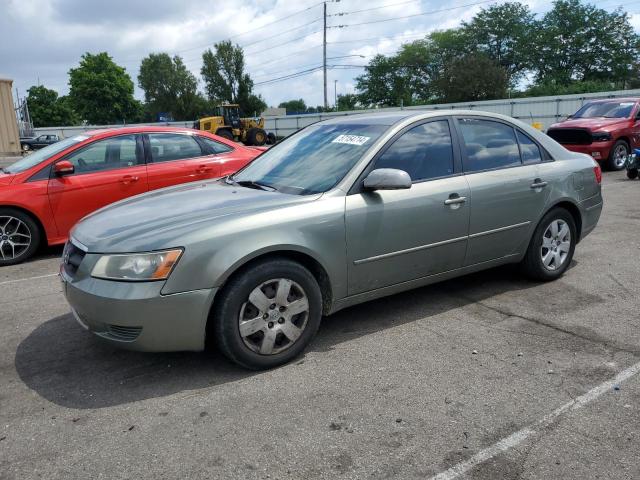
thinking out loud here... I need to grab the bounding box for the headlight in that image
[592,132,612,142]
[91,249,183,281]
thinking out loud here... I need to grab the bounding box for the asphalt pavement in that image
[1,170,639,479]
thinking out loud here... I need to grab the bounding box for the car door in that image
[345,118,470,295]
[47,134,148,236]
[144,132,220,190]
[455,117,550,266]
[33,135,48,149]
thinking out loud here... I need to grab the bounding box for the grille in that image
[546,128,593,145]
[63,242,86,278]
[106,325,143,342]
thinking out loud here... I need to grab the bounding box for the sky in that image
[1,0,639,109]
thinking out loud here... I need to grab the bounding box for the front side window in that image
[148,134,203,163]
[65,135,140,174]
[459,119,521,172]
[232,123,388,195]
[517,131,543,164]
[4,135,88,174]
[374,120,454,181]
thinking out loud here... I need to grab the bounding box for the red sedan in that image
[0,126,263,265]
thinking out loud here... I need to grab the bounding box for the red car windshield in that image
[572,101,636,119]
[5,135,89,174]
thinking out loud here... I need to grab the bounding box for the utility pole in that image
[323,1,328,110]
[334,80,338,111]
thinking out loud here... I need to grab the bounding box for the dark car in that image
[21,134,60,152]
[546,98,640,171]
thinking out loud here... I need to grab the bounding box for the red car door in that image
[47,134,148,236]
[144,133,221,190]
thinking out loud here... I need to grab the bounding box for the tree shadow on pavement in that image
[15,264,590,410]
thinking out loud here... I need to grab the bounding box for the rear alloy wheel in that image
[608,140,629,171]
[0,209,41,266]
[211,258,322,369]
[521,208,576,281]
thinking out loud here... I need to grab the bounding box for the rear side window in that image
[148,134,203,163]
[517,131,543,164]
[199,136,234,154]
[374,120,454,181]
[459,119,521,172]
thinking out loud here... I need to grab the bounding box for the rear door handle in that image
[444,194,467,206]
[530,179,548,189]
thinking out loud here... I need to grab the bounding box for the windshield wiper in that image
[231,178,277,192]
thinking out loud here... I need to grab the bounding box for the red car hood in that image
[549,117,629,132]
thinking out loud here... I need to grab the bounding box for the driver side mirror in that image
[363,168,412,191]
[54,160,75,176]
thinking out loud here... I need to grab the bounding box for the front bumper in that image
[61,268,217,352]
[561,142,613,161]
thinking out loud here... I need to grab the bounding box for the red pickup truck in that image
[546,98,640,170]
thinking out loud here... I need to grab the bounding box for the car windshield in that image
[4,135,89,174]
[231,123,388,195]
[572,101,636,119]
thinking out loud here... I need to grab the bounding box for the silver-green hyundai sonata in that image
[61,110,602,369]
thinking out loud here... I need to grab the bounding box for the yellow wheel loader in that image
[193,104,272,146]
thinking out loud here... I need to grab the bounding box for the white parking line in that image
[0,273,58,286]
[429,360,640,480]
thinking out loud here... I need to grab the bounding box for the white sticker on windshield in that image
[332,134,370,146]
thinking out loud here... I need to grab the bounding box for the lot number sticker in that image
[332,134,370,146]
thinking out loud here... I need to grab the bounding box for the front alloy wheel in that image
[0,209,40,266]
[211,258,322,369]
[609,140,629,171]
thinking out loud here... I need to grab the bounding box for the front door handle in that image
[444,194,467,206]
[196,165,213,174]
[120,175,139,185]
[530,179,548,189]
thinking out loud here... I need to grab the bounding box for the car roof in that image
[84,125,198,137]
[317,109,523,127]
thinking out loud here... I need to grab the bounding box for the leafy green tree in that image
[336,93,360,111]
[278,99,307,113]
[201,40,263,114]
[68,52,141,124]
[355,54,413,107]
[138,53,207,121]
[463,2,536,86]
[432,53,508,103]
[533,0,639,86]
[26,85,78,127]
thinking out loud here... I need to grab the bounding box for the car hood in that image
[72,179,321,252]
[549,117,629,132]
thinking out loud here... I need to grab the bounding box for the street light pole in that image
[334,80,338,111]
[323,2,328,110]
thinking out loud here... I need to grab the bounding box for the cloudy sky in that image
[1,0,639,109]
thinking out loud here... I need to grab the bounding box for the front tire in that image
[246,128,267,146]
[627,169,638,180]
[608,139,629,171]
[210,258,322,369]
[216,129,234,141]
[0,208,41,266]
[521,208,576,281]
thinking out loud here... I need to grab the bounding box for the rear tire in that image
[521,208,576,281]
[216,129,234,141]
[0,208,41,266]
[246,128,267,146]
[210,258,322,370]
[608,139,629,171]
[267,132,276,145]
[627,169,638,179]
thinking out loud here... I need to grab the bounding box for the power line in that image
[248,44,323,69]
[254,66,324,86]
[242,18,321,49]
[329,0,422,16]
[329,0,497,28]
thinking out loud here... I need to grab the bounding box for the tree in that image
[68,52,141,124]
[242,93,267,116]
[432,53,508,103]
[201,40,263,114]
[355,54,412,107]
[462,2,536,87]
[138,53,207,121]
[336,93,359,111]
[26,85,78,127]
[278,99,307,113]
[533,0,640,87]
